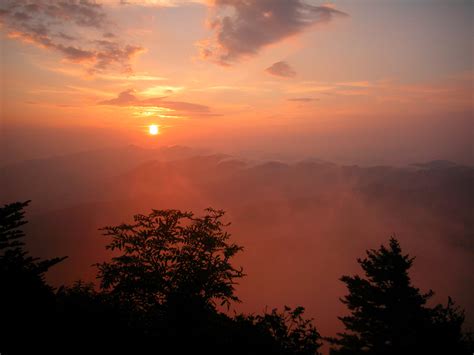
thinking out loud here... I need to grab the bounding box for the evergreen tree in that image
[329,237,471,355]
[0,201,66,353]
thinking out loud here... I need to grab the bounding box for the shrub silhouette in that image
[238,306,322,355]
[329,237,471,355]
[55,280,137,353]
[0,201,66,354]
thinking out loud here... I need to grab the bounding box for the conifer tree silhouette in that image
[329,237,471,355]
[0,201,66,354]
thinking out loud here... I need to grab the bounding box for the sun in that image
[148,124,159,135]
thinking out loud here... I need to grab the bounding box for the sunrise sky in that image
[1,0,472,165]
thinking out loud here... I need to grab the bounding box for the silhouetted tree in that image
[238,306,322,355]
[0,201,66,354]
[329,237,471,355]
[96,208,244,313]
[94,207,324,354]
[54,280,141,354]
[12,200,471,355]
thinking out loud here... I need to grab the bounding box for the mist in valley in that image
[1,145,472,340]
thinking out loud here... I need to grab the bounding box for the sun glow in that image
[148,124,159,135]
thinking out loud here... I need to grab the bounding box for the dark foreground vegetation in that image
[0,201,472,354]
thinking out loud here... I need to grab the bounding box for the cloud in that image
[115,0,207,6]
[199,0,347,65]
[288,97,318,102]
[99,89,139,105]
[99,89,211,114]
[0,0,144,74]
[265,61,296,78]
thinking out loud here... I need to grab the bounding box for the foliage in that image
[54,280,139,353]
[239,306,322,355]
[0,200,66,305]
[1,201,471,355]
[0,201,66,354]
[329,237,471,355]
[0,200,66,276]
[96,208,244,311]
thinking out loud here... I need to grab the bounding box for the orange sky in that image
[1,0,472,164]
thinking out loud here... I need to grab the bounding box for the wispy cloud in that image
[199,0,347,65]
[113,0,207,6]
[266,61,296,78]
[99,89,213,114]
[0,0,144,74]
[44,65,167,81]
[141,85,185,96]
[288,97,318,102]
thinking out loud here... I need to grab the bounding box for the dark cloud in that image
[288,97,318,102]
[57,32,77,41]
[265,61,296,78]
[0,0,143,73]
[2,1,106,29]
[13,11,32,21]
[103,32,116,38]
[49,1,106,28]
[99,89,211,114]
[158,100,210,113]
[56,45,96,62]
[200,0,347,65]
[93,42,143,72]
